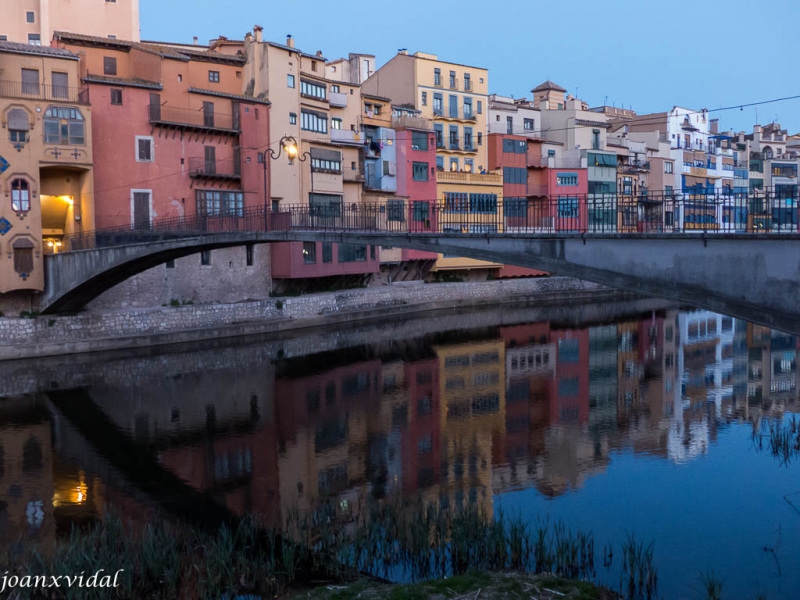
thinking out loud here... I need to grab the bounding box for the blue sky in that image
[141,0,800,133]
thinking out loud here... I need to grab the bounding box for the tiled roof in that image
[83,74,163,90]
[532,80,566,93]
[54,32,244,64]
[0,41,79,60]
[188,88,271,105]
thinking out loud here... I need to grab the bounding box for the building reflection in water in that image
[0,307,797,549]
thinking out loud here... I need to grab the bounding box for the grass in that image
[752,415,800,466]
[4,494,657,600]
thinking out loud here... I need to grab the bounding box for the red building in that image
[550,327,590,425]
[392,119,438,279]
[401,357,442,496]
[527,140,589,233]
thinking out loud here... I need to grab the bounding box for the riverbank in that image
[0,278,640,360]
[294,571,618,599]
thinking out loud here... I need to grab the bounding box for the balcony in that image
[391,114,432,131]
[188,157,241,180]
[464,80,472,92]
[330,129,366,145]
[149,104,239,134]
[329,92,347,108]
[0,79,89,104]
[449,78,459,89]
[436,170,502,185]
[619,160,650,174]
[433,108,444,117]
[462,110,477,121]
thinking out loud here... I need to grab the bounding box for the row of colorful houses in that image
[1,2,799,309]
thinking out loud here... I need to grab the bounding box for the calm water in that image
[1,300,799,598]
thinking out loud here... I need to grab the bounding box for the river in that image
[1,299,798,598]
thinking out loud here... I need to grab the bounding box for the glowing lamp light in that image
[61,196,74,205]
[284,140,299,165]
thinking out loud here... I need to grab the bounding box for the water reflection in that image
[0,305,798,596]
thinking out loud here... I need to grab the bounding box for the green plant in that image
[169,299,181,307]
[275,300,284,310]
[19,310,40,319]
[0,311,4,318]
[47,318,56,327]
[693,569,724,600]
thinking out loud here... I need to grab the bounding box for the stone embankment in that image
[0,278,633,360]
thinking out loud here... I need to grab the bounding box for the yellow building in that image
[3,0,140,44]
[434,339,505,510]
[0,42,95,309]
[362,51,502,274]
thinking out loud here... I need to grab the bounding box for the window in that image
[587,152,617,167]
[436,156,444,171]
[503,167,526,184]
[622,176,633,195]
[524,118,534,131]
[413,201,429,222]
[557,172,578,186]
[136,136,154,162]
[338,243,367,262]
[51,72,68,99]
[464,73,471,90]
[444,192,468,213]
[44,106,85,144]
[21,68,39,95]
[331,117,342,129]
[477,132,482,146]
[200,251,211,266]
[449,70,456,88]
[26,11,35,22]
[477,100,482,114]
[103,56,117,76]
[165,260,175,269]
[665,161,674,174]
[434,123,444,148]
[449,125,459,150]
[411,131,428,151]
[289,112,297,125]
[413,162,429,181]
[311,61,317,72]
[322,242,332,263]
[11,179,31,212]
[287,74,295,88]
[0,36,7,41]
[331,84,340,93]
[387,200,404,221]
[504,197,528,217]
[8,108,30,144]
[433,93,443,116]
[28,34,41,45]
[309,193,342,217]
[13,238,34,276]
[300,80,326,100]
[373,104,381,115]
[463,127,473,150]
[448,94,458,118]
[434,68,441,86]
[557,197,579,218]
[502,139,525,154]
[469,193,497,214]
[110,88,123,105]
[303,242,316,263]
[507,116,513,134]
[464,97,473,118]
[246,244,254,266]
[301,110,327,133]
[421,91,427,106]
[592,129,600,150]
[449,157,459,171]
[196,190,244,216]
[311,156,341,173]
[208,70,220,83]
[665,185,674,197]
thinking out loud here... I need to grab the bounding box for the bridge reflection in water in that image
[0,301,798,598]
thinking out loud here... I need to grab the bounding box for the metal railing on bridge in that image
[59,190,800,252]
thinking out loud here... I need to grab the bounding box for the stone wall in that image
[0,278,618,359]
[87,245,272,309]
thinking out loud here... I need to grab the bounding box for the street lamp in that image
[257,136,310,230]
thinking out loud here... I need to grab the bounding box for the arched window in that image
[11,179,30,212]
[43,106,84,145]
[13,238,35,277]
[7,108,30,144]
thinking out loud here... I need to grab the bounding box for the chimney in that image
[253,25,263,42]
[193,36,198,45]
[710,118,719,135]
[286,34,294,48]
[315,50,323,57]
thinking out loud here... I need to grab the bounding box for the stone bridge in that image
[43,229,800,333]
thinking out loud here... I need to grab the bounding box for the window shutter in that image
[13,238,35,275]
[8,108,30,131]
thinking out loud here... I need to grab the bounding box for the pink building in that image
[54,33,272,307]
